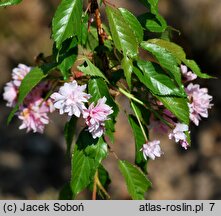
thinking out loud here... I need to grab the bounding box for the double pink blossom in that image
[50,80,91,117]
[18,99,51,133]
[3,64,54,133]
[3,81,18,107]
[140,140,163,160]
[185,83,213,126]
[3,64,31,107]
[50,81,113,139]
[83,97,113,139]
[180,64,197,81]
[168,123,189,149]
[12,64,31,87]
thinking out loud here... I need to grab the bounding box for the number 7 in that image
[209,203,215,211]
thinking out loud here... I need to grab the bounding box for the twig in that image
[119,87,174,128]
[92,169,111,200]
[96,176,111,199]
[89,0,110,76]
[92,170,98,200]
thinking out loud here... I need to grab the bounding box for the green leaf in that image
[52,0,83,49]
[156,96,189,124]
[79,14,89,46]
[57,38,78,80]
[86,26,99,51]
[7,67,46,124]
[71,149,94,197]
[0,0,22,7]
[64,116,77,157]
[145,13,167,33]
[18,67,46,103]
[106,6,138,58]
[131,101,150,127]
[88,78,119,142]
[183,59,213,79]
[78,58,109,82]
[58,52,77,80]
[118,160,151,200]
[148,39,185,63]
[148,0,167,32]
[148,39,213,78]
[128,115,147,173]
[119,8,144,43]
[85,137,108,167]
[148,0,159,11]
[138,0,158,10]
[121,56,133,89]
[141,41,182,86]
[137,0,167,33]
[135,60,185,97]
[71,130,108,197]
[75,130,107,170]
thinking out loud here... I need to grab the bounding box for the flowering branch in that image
[2,0,214,200]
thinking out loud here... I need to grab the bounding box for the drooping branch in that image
[90,0,106,45]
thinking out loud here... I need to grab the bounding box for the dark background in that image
[0,0,221,199]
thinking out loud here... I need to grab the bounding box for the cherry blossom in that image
[18,99,50,133]
[3,64,31,107]
[83,97,113,139]
[185,83,213,126]
[168,123,189,149]
[180,64,197,81]
[3,63,55,133]
[3,81,18,107]
[12,64,31,87]
[50,80,91,117]
[140,140,163,160]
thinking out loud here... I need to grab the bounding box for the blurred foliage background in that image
[0,0,221,199]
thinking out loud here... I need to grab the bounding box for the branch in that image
[89,0,109,75]
[92,170,98,200]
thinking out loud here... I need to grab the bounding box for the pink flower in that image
[83,97,113,139]
[168,123,189,149]
[18,99,50,133]
[180,64,197,81]
[3,64,32,107]
[50,80,91,117]
[140,140,163,160]
[12,64,31,87]
[3,81,18,107]
[3,63,54,133]
[185,83,213,126]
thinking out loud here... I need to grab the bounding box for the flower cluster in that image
[3,64,54,133]
[83,97,113,138]
[3,63,213,160]
[141,140,163,160]
[186,83,213,126]
[168,123,189,150]
[50,81,91,117]
[140,64,213,160]
[3,65,113,138]
[51,81,113,139]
